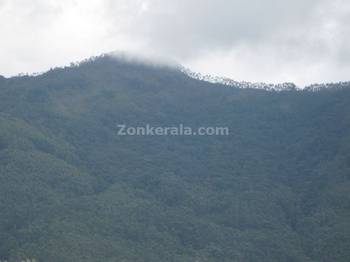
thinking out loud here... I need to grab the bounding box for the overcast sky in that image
[1,0,349,86]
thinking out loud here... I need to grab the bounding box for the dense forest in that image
[0,55,349,261]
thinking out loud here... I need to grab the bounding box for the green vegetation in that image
[0,56,349,261]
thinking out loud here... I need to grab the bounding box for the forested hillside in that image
[0,55,349,262]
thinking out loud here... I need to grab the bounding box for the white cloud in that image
[0,0,349,86]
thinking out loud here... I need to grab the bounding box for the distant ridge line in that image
[180,66,350,92]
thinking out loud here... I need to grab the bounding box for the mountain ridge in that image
[2,54,350,92]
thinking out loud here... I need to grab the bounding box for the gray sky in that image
[1,0,349,86]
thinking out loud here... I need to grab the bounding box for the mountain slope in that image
[0,55,349,262]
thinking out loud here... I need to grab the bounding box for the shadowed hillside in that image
[0,55,349,262]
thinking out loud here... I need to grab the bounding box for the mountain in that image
[0,55,349,262]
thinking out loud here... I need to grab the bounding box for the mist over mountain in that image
[0,55,349,262]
